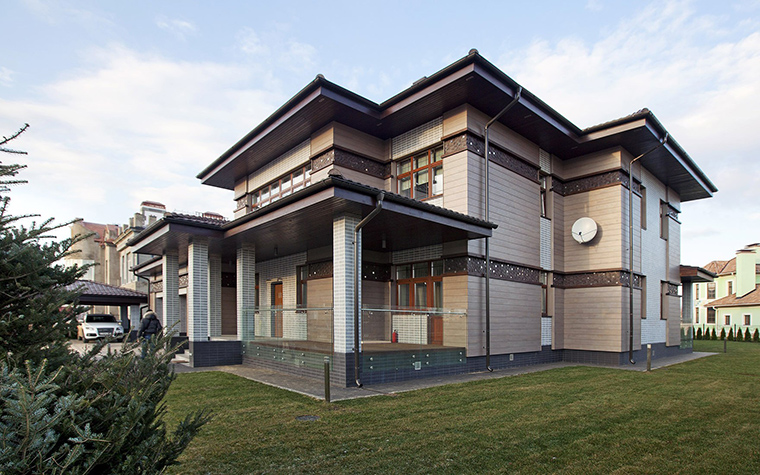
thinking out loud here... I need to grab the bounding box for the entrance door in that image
[272,282,283,338]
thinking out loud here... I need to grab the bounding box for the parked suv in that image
[77,313,124,342]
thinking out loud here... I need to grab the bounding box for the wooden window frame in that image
[249,163,312,211]
[396,146,444,201]
[744,314,751,326]
[707,282,716,299]
[707,307,716,324]
[725,314,731,326]
[728,281,733,296]
[396,260,444,309]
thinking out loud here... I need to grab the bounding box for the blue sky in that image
[2,0,760,265]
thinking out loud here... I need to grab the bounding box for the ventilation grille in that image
[391,117,443,159]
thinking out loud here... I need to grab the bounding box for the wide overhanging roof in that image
[130,176,496,267]
[65,280,148,306]
[198,50,716,203]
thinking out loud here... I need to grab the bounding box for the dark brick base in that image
[189,340,242,367]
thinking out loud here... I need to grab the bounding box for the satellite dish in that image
[571,217,598,244]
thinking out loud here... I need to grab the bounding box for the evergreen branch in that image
[0,123,30,147]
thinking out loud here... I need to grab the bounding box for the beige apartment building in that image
[129,50,716,385]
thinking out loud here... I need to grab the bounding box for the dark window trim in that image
[396,145,444,201]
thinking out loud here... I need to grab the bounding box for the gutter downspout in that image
[353,191,385,387]
[483,86,522,372]
[627,133,668,364]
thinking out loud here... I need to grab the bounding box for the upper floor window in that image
[540,175,548,218]
[728,281,733,295]
[397,146,443,201]
[243,164,312,212]
[707,282,716,299]
[695,284,700,300]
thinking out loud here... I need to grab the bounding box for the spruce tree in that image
[0,124,210,473]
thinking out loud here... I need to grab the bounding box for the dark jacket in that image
[138,314,162,337]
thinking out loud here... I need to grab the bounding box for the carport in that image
[66,280,148,337]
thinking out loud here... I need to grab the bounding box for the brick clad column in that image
[333,214,361,354]
[162,252,180,332]
[208,253,222,337]
[237,244,256,341]
[187,238,209,342]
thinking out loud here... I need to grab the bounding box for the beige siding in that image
[466,276,541,355]
[563,287,630,352]
[559,148,622,180]
[363,280,389,308]
[331,165,385,189]
[666,295,681,346]
[442,275,469,348]
[221,287,237,335]
[563,186,625,272]
[441,150,469,215]
[234,177,247,200]
[466,106,540,165]
[552,191,565,271]
[307,277,332,343]
[310,124,334,157]
[333,123,385,161]
[553,288,564,349]
[443,105,468,136]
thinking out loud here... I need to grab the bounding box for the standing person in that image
[138,310,162,358]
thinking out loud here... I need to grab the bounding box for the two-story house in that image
[130,50,716,386]
[693,244,760,337]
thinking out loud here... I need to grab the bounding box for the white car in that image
[77,314,125,342]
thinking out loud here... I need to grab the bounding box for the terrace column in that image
[236,243,256,341]
[162,251,180,333]
[208,253,222,337]
[333,214,361,354]
[187,238,209,342]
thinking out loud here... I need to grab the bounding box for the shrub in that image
[746,328,753,342]
[754,329,759,342]
[720,328,726,340]
[728,328,734,341]
[711,328,717,340]
[696,328,703,340]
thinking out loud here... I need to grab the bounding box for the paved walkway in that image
[172,351,717,402]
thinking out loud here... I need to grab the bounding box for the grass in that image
[164,340,760,474]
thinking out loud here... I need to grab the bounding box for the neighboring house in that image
[130,50,716,386]
[67,221,121,314]
[693,244,760,337]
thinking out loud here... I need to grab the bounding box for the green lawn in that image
[164,340,760,474]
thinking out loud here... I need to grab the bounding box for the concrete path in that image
[172,351,717,402]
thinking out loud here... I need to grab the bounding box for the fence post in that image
[324,356,331,403]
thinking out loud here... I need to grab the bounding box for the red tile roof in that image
[707,284,760,308]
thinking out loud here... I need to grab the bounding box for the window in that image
[396,260,443,309]
[641,277,647,319]
[707,283,716,299]
[728,281,733,296]
[695,309,699,324]
[297,266,308,308]
[707,308,716,324]
[695,284,700,300]
[659,201,669,240]
[660,281,667,320]
[640,186,647,230]
[540,175,548,218]
[540,272,548,316]
[254,274,260,307]
[397,146,443,200]
[725,315,731,326]
[745,314,751,326]
[248,164,312,211]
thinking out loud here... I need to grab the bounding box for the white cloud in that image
[22,0,113,28]
[0,44,284,240]
[494,0,760,264]
[155,17,197,40]
[0,67,14,86]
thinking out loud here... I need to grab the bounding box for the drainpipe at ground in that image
[483,86,522,372]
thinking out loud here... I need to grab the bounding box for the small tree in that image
[711,328,717,340]
[0,124,210,473]
[745,328,752,342]
[727,328,734,341]
[696,327,702,340]
[754,329,759,342]
[719,328,726,340]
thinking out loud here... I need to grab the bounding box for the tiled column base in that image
[189,340,243,367]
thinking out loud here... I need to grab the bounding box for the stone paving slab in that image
[172,350,717,402]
